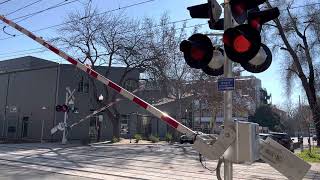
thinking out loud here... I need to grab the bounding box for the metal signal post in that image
[223,1,234,179]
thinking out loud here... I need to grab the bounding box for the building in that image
[0,56,149,142]
[138,76,270,134]
[0,56,273,142]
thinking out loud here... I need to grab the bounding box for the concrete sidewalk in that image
[0,143,318,180]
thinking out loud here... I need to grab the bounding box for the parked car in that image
[259,132,294,152]
[180,134,194,144]
[313,134,317,141]
[180,131,205,144]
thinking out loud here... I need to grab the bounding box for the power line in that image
[0,18,196,55]
[262,2,320,11]
[0,0,13,5]
[15,0,80,23]
[0,22,206,58]
[3,0,318,42]
[0,0,157,41]
[5,0,45,16]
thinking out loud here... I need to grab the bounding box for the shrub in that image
[134,134,142,143]
[165,133,173,143]
[111,136,119,143]
[149,135,160,143]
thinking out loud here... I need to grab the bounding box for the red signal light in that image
[250,18,261,30]
[233,35,251,53]
[234,3,246,15]
[62,104,69,112]
[191,47,205,61]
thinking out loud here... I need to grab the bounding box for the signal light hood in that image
[223,24,261,63]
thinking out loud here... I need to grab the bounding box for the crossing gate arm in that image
[0,15,196,137]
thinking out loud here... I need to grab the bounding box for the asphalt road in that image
[0,142,318,180]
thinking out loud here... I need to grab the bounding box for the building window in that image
[78,77,89,93]
[124,79,138,92]
[120,114,129,134]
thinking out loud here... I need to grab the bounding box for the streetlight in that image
[41,106,47,143]
[98,94,104,101]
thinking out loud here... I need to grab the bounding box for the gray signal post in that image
[223,1,234,180]
[62,87,75,145]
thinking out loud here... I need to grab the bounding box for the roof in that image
[0,56,58,73]
[0,56,145,74]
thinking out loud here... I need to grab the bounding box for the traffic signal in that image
[56,105,62,112]
[55,104,69,112]
[187,0,223,30]
[229,0,265,24]
[180,33,224,76]
[222,1,280,73]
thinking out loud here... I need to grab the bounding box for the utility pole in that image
[223,1,234,179]
[61,91,69,145]
[62,87,75,145]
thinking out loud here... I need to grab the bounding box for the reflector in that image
[201,47,224,76]
[240,43,272,73]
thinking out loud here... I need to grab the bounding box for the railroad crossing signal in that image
[187,0,223,30]
[223,0,280,73]
[182,0,280,75]
[55,104,69,112]
[180,33,224,76]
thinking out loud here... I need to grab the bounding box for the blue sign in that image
[218,78,235,91]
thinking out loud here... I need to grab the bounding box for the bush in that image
[165,133,173,143]
[149,135,160,143]
[297,147,320,162]
[134,134,142,143]
[111,136,119,143]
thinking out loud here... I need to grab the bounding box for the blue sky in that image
[0,0,309,108]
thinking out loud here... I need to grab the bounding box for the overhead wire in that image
[14,0,80,23]
[0,22,207,59]
[2,1,318,58]
[0,0,13,5]
[1,0,318,42]
[5,0,45,16]
[0,0,157,41]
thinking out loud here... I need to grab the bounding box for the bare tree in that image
[141,14,198,118]
[55,4,154,138]
[265,0,320,145]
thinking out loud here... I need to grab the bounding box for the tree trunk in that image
[112,118,120,138]
[312,105,320,146]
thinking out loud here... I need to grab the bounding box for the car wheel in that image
[180,140,183,144]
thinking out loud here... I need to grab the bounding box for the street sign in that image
[9,106,17,113]
[66,87,75,105]
[218,77,235,91]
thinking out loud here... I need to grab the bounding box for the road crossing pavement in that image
[0,143,319,180]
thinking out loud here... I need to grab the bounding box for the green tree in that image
[250,105,283,132]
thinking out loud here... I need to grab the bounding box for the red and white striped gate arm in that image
[0,15,195,137]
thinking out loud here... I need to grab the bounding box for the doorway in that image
[22,116,29,138]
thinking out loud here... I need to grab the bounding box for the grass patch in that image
[297,147,320,163]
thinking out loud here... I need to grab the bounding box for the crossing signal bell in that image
[180,33,224,76]
[223,0,280,73]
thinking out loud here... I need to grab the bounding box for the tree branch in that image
[287,7,304,39]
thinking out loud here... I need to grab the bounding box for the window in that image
[124,79,138,92]
[78,77,89,93]
[120,115,130,134]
